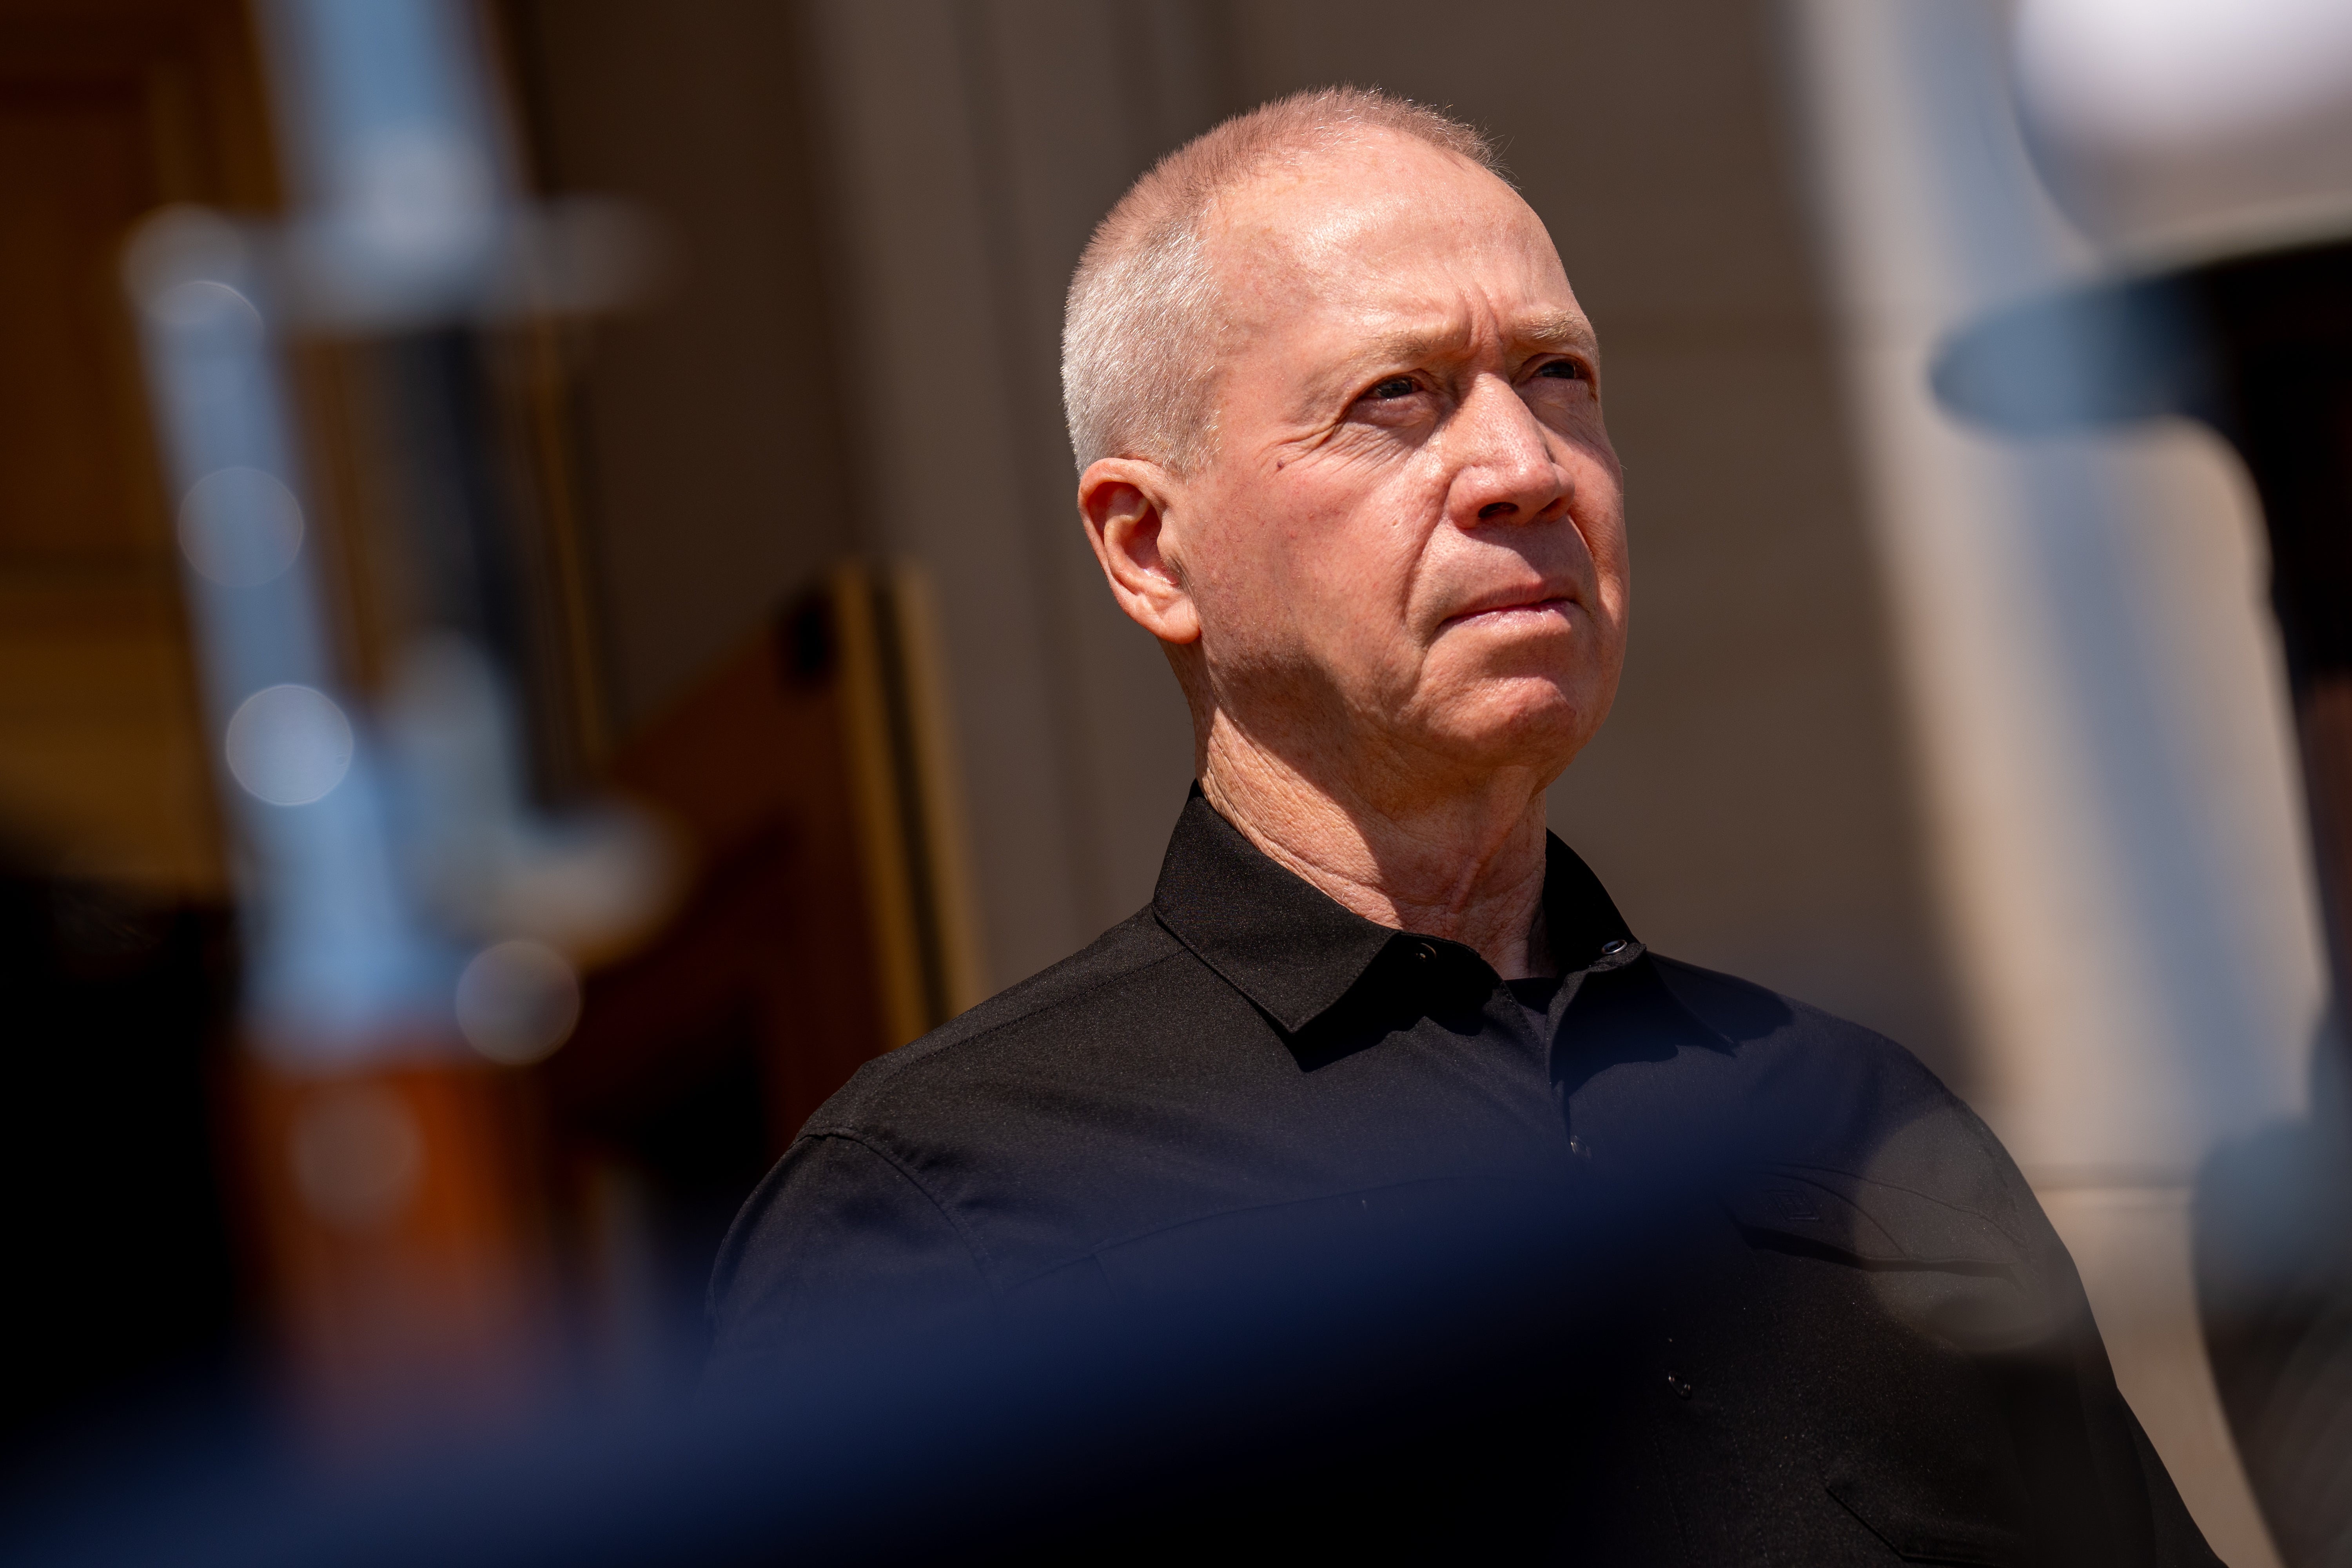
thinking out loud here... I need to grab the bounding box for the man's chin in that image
[1412,687,1597,777]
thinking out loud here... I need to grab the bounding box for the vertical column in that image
[1782,3,2316,1560]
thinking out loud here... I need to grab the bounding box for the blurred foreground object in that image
[2013,0,2352,260]
[1938,0,2352,1550]
[1947,0,2352,1543]
[1790,4,2321,1562]
[87,0,975,1438]
[1939,235,2352,1568]
[3,1072,2198,1568]
[119,0,666,1445]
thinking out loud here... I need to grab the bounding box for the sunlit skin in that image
[1078,132,1630,979]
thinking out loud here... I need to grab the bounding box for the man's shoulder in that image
[1648,952,1952,1096]
[805,906,1198,1131]
[1642,952,2042,1236]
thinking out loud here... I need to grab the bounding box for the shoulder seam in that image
[801,1129,1003,1291]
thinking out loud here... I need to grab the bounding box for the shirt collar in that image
[1150,784,1638,1034]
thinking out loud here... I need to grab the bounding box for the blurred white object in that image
[2018,0,2352,146]
[2014,0,2352,258]
[257,0,659,328]
[455,939,581,1065]
[258,0,506,320]
[226,684,354,807]
[384,635,676,960]
[179,467,305,587]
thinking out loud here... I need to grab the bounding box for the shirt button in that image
[1415,942,1436,962]
[1600,939,1628,956]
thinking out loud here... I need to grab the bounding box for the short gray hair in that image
[1060,87,1499,476]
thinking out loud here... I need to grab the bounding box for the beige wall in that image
[513,0,1969,1085]
[504,0,860,731]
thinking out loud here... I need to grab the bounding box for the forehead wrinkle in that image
[1208,163,1595,425]
[1347,304,1597,375]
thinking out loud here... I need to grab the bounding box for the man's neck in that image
[1199,720,1558,980]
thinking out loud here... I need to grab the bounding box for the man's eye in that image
[1535,360,1586,381]
[1370,376,1418,400]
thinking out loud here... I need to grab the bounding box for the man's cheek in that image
[1323,531,1412,611]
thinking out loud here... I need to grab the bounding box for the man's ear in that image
[1078,457,1201,645]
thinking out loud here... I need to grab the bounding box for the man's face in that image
[1170,135,1628,797]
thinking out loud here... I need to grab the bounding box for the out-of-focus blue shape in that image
[124,1,665,1069]
[1934,236,2352,694]
[258,0,509,323]
[125,209,453,1063]
[1932,276,2215,434]
[257,0,655,330]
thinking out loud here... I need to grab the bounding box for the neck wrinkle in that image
[1199,716,1557,980]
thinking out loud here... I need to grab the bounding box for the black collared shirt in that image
[710,790,2216,1565]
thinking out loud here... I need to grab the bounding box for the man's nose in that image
[1450,377,1567,526]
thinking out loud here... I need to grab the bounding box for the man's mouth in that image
[1443,593,1574,627]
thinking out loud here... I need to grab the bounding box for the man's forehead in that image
[1215,137,1533,266]
[1207,138,1581,342]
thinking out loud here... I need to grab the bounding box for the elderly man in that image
[712,89,2214,1563]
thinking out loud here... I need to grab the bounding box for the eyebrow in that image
[1519,309,1599,352]
[1360,308,1598,368]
